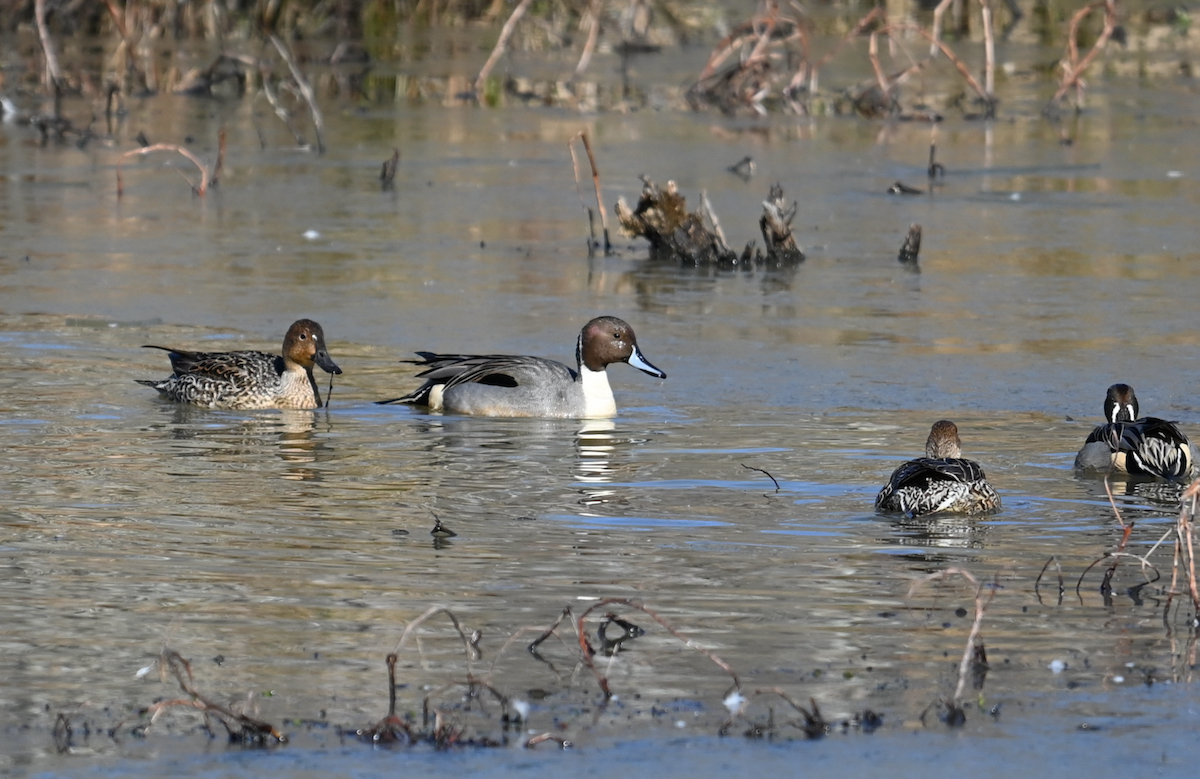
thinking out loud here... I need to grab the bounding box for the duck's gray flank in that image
[378,315,665,418]
[137,319,341,410]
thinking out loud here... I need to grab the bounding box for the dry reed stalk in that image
[1171,482,1200,616]
[699,191,730,253]
[257,70,306,146]
[269,34,326,153]
[34,0,63,98]
[391,604,479,666]
[979,0,996,103]
[116,144,211,196]
[573,0,603,78]
[907,25,993,109]
[1048,0,1117,110]
[908,568,996,714]
[143,650,284,742]
[929,0,956,56]
[867,32,891,97]
[568,131,611,253]
[475,0,535,96]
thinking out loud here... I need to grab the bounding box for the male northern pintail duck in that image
[377,315,666,418]
[1074,383,1197,481]
[875,420,1001,517]
[137,319,341,410]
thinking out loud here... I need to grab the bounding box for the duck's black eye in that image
[298,334,307,340]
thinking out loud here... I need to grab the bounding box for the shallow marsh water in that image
[3,14,1200,777]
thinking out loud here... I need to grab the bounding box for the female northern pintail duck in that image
[1074,383,1197,481]
[137,319,341,410]
[378,315,666,418]
[875,420,1001,517]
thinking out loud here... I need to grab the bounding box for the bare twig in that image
[979,0,996,108]
[34,0,63,98]
[699,191,730,253]
[116,144,211,196]
[1048,0,1117,110]
[569,131,611,254]
[908,568,998,716]
[391,605,478,667]
[742,463,781,492]
[573,0,603,78]
[1034,555,1065,604]
[475,0,535,97]
[143,650,284,743]
[929,0,956,57]
[268,34,326,153]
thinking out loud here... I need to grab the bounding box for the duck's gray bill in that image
[316,350,343,375]
[629,346,666,379]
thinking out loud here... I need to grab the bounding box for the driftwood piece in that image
[758,184,803,266]
[615,177,738,266]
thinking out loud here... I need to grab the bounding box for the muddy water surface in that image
[3,24,1200,778]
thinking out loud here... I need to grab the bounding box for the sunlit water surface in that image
[2,17,1200,779]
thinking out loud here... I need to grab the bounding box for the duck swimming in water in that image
[137,319,341,410]
[1074,383,1197,481]
[875,420,1001,517]
[378,316,665,418]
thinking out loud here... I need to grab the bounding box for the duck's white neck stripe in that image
[580,365,616,418]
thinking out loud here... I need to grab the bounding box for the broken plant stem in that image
[116,144,211,196]
[699,190,730,252]
[979,0,996,106]
[579,131,610,252]
[573,0,603,78]
[392,604,479,669]
[268,34,326,153]
[1048,0,1117,110]
[34,0,63,98]
[476,0,535,97]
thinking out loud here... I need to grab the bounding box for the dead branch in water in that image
[568,131,611,255]
[573,0,604,78]
[116,143,212,196]
[1047,0,1118,112]
[141,650,284,744]
[1075,476,1163,602]
[475,0,535,98]
[34,0,63,100]
[1034,555,1065,605]
[908,568,997,725]
[742,463,781,492]
[269,34,326,153]
[1166,481,1200,621]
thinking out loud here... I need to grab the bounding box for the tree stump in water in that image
[758,184,804,267]
[615,177,738,266]
[615,177,804,269]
